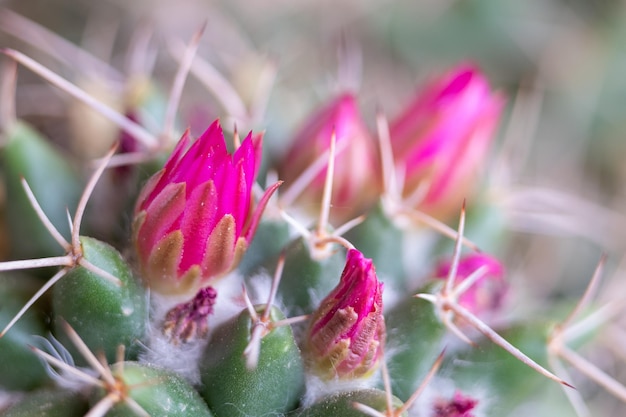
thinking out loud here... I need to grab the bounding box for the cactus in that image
[1,4,626,416]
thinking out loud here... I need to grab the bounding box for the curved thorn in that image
[241,284,261,370]
[0,255,73,271]
[243,322,264,371]
[233,124,241,149]
[315,235,355,251]
[397,349,446,415]
[333,215,366,238]
[279,139,349,209]
[400,208,480,252]
[249,59,277,124]
[85,393,119,417]
[548,354,590,417]
[66,208,74,236]
[451,301,573,388]
[20,178,70,250]
[125,23,154,76]
[442,311,476,347]
[116,345,126,367]
[563,301,623,344]
[0,9,124,81]
[1,48,157,149]
[560,254,607,332]
[162,21,206,144]
[351,402,387,417]
[279,209,311,239]
[415,293,437,304]
[262,253,285,323]
[0,59,17,131]
[444,201,466,295]
[452,265,488,299]
[61,321,116,386]
[123,397,151,417]
[94,150,155,169]
[402,178,431,209]
[1,267,69,337]
[72,144,118,250]
[491,79,543,186]
[318,130,336,236]
[271,314,310,328]
[30,345,104,387]
[78,258,122,286]
[337,33,363,92]
[559,344,626,401]
[379,349,394,415]
[241,284,259,322]
[168,39,247,121]
[376,107,397,202]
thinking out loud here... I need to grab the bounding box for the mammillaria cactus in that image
[1,3,626,417]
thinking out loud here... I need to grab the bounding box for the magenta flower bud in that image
[133,120,278,296]
[280,93,380,220]
[390,64,504,219]
[436,253,507,319]
[305,249,385,380]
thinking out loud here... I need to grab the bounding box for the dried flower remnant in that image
[163,286,217,344]
[305,249,385,380]
[389,64,503,219]
[433,391,478,417]
[132,120,280,296]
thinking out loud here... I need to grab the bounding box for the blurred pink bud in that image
[305,249,385,380]
[390,64,504,219]
[433,391,478,417]
[436,253,507,319]
[280,93,380,220]
[133,120,279,296]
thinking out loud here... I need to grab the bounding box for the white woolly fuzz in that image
[402,229,440,285]
[139,324,208,385]
[207,271,248,330]
[139,270,249,385]
[33,334,97,392]
[301,371,381,408]
[379,275,405,311]
[242,271,285,310]
[0,390,23,411]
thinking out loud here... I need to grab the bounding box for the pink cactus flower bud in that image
[389,64,504,219]
[436,253,507,319]
[280,93,380,221]
[433,391,478,417]
[305,249,385,380]
[133,120,279,296]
